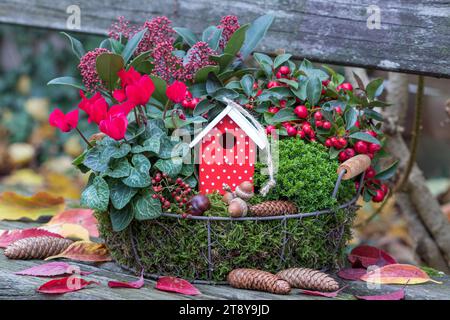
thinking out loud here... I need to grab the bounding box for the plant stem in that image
[139,105,147,125]
[75,127,93,148]
[162,100,171,120]
[134,107,141,127]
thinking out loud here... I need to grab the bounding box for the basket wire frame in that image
[119,170,364,284]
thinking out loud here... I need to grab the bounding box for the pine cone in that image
[249,201,297,217]
[4,236,73,260]
[276,268,339,292]
[227,268,291,295]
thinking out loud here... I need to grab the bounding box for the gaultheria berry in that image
[282,122,292,128]
[276,72,282,79]
[372,189,385,203]
[314,111,323,120]
[279,66,290,75]
[341,82,353,91]
[338,137,347,148]
[190,98,200,109]
[367,130,378,137]
[322,79,330,86]
[344,148,356,158]
[308,130,316,138]
[182,100,191,108]
[294,105,308,119]
[252,82,258,90]
[335,106,342,114]
[297,130,306,139]
[338,151,349,162]
[315,120,323,128]
[365,166,376,179]
[354,141,369,154]
[381,184,389,195]
[287,126,297,136]
[267,81,279,88]
[310,137,317,142]
[330,137,339,148]
[268,106,280,114]
[280,100,287,108]
[266,125,276,135]
[369,143,381,153]
[325,138,333,147]
[302,123,312,135]
[322,121,332,130]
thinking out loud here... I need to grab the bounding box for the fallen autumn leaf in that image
[360,264,442,285]
[155,276,201,295]
[45,241,111,262]
[37,276,98,294]
[0,228,63,248]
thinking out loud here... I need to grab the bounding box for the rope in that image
[223,98,276,196]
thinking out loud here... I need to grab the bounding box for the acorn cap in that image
[235,181,254,201]
[228,198,248,218]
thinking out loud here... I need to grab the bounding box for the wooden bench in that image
[0,0,449,299]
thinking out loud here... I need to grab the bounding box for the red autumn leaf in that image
[337,268,367,281]
[108,270,144,289]
[355,289,405,300]
[47,209,99,238]
[0,228,63,248]
[45,241,111,262]
[348,245,397,268]
[155,276,201,296]
[299,285,348,298]
[360,264,442,285]
[15,262,93,277]
[37,276,98,294]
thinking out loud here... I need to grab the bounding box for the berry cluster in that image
[151,172,193,211]
[181,89,201,110]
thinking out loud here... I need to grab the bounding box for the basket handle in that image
[337,154,372,180]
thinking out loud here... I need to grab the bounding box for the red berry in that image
[367,152,375,159]
[181,213,188,219]
[279,100,287,108]
[338,137,347,148]
[367,130,377,137]
[185,91,193,99]
[308,130,316,138]
[335,106,342,114]
[354,141,369,154]
[282,122,292,128]
[267,81,279,88]
[331,137,339,148]
[315,120,323,128]
[369,143,381,153]
[302,123,312,135]
[381,184,389,195]
[372,189,385,203]
[252,82,258,90]
[321,89,326,95]
[355,120,360,128]
[279,66,290,75]
[310,138,317,142]
[338,151,349,162]
[256,89,262,97]
[266,125,276,135]
[268,106,280,114]
[181,99,190,108]
[297,130,306,139]
[179,113,186,120]
[152,194,158,199]
[276,71,282,79]
[325,138,333,147]
[294,105,308,119]
[322,121,332,130]
[287,126,298,136]
[322,80,330,86]
[314,111,323,121]
[341,83,353,91]
[344,148,356,158]
[164,200,171,207]
[191,98,200,108]
[365,166,376,179]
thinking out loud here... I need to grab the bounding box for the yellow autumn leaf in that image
[2,169,45,189]
[45,172,81,200]
[45,241,111,262]
[40,223,90,241]
[0,192,65,221]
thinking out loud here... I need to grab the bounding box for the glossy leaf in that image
[270,108,298,123]
[348,245,397,268]
[105,158,132,178]
[109,180,138,210]
[366,78,384,100]
[47,76,85,90]
[154,157,183,178]
[173,27,198,46]
[360,264,442,285]
[0,192,65,221]
[193,100,216,116]
[80,176,110,212]
[240,15,275,59]
[155,276,201,295]
[349,132,381,146]
[37,276,98,294]
[149,75,168,104]
[224,24,249,57]
[0,228,62,248]
[306,76,322,106]
[374,161,399,180]
[337,268,367,281]
[355,289,405,300]
[194,65,220,83]
[202,26,223,51]
[122,154,152,188]
[108,270,144,289]
[274,54,292,69]
[122,28,147,63]
[110,205,134,232]
[46,241,112,262]
[47,209,98,238]
[240,74,254,96]
[132,191,162,220]
[61,32,85,59]
[15,262,93,277]
[96,52,125,91]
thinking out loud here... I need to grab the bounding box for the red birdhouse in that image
[189,104,267,194]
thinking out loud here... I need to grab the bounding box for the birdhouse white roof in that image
[189,103,267,150]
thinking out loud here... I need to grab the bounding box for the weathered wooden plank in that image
[0,0,449,78]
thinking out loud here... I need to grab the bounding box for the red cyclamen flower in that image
[118,66,141,88]
[125,74,155,106]
[49,109,79,132]
[78,91,109,125]
[99,108,129,141]
[166,81,187,103]
[218,15,240,49]
[78,48,110,92]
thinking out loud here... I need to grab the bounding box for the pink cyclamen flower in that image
[78,91,108,125]
[99,110,129,141]
[166,81,187,103]
[118,66,141,88]
[125,74,155,106]
[49,109,79,132]
[113,89,127,102]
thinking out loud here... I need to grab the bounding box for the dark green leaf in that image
[206,72,223,95]
[105,158,132,178]
[173,27,199,46]
[96,53,125,91]
[240,74,254,96]
[132,191,162,220]
[194,65,220,83]
[240,15,274,59]
[122,154,152,188]
[131,137,161,154]
[364,109,384,121]
[194,100,216,116]
[352,71,366,90]
[61,32,85,59]
[80,176,109,212]
[271,108,298,123]
[122,28,147,63]
[306,76,322,105]
[349,132,381,145]
[274,54,292,69]
[180,164,194,177]
[253,52,273,66]
[210,53,234,71]
[154,157,183,178]
[109,39,124,54]
[345,107,358,130]
[374,161,399,180]
[366,78,384,100]
[224,24,249,57]
[202,26,223,51]
[109,180,138,210]
[212,88,239,102]
[83,147,110,172]
[47,76,85,91]
[149,75,168,104]
[110,205,134,231]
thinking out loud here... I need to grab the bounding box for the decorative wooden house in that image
[189,104,267,194]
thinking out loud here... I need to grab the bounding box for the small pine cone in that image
[249,201,297,217]
[276,268,339,292]
[227,268,291,295]
[4,236,73,260]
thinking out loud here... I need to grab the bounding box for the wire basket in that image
[98,171,364,284]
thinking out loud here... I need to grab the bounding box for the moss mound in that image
[97,139,358,282]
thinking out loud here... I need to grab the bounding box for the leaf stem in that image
[162,100,171,120]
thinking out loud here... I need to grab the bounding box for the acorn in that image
[228,198,248,218]
[222,191,235,204]
[188,194,211,216]
[234,181,254,201]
